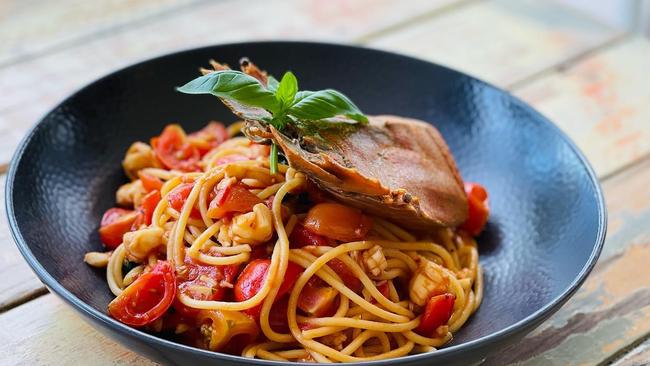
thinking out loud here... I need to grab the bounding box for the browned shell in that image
[271,115,468,230]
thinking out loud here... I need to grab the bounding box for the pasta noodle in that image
[86,121,486,363]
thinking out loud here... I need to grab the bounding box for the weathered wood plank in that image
[516,37,650,178]
[2,152,649,366]
[611,338,650,366]
[0,175,46,312]
[0,294,157,366]
[0,0,459,170]
[0,0,201,66]
[369,0,621,88]
[486,156,650,365]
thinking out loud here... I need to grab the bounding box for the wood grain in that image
[0,0,459,170]
[369,0,621,87]
[0,294,157,366]
[0,0,201,66]
[516,37,650,178]
[486,156,650,365]
[611,338,650,366]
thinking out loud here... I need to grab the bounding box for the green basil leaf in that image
[288,89,368,124]
[275,71,298,108]
[267,75,280,92]
[177,70,280,113]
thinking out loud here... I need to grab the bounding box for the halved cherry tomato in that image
[416,293,456,337]
[152,125,200,172]
[207,180,262,219]
[289,222,329,248]
[176,253,240,308]
[298,279,338,317]
[167,182,201,219]
[460,182,489,236]
[234,259,303,319]
[139,171,164,192]
[108,261,176,327]
[188,122,229,156]
[304,203,372,242]
[326,258,362,293]
[99,207,138,249]
[133,189,161,228]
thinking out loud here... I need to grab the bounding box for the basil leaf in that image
[267,75,280,92]
[288,89,368,124]
[177,70,280,113]
[275,71,298,108]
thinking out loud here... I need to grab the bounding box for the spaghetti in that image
[85,121,488,363]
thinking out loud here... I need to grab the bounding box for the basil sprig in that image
[178,70,368,173]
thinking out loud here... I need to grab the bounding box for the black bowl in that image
[6,41,606,366]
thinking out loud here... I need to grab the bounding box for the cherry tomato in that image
[207,181,262,219]
[152,125,200,172]
[304,203,372,242]
[234,259,303,319]
[188,122,229,156]
[138,172,164,192]
[167,182,202,219]
[99,208,138,249]
[108,261,176,327]
[416,293,456,337]
[377,281,390,299]
[214,155,250,166]
[298,279,338,317]
[268,296,290,333]
[133,189,161,228]
[289,222,329,248]
[176,254,240,307]
[326,258,362,293]
[460,182,489,236]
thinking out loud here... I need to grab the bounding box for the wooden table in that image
[1,0,649,365]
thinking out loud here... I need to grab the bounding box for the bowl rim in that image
[5,40,607,365]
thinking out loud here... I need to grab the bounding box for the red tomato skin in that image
[289,223,329,248]
[99,208,137,249]
[176,254,240,305]
[189,122,229,156]
[108,261,176,327]
[416,293,456,337]
[303,203,373,242]
[268,296,290,333]
[327,258,362,293]
[234,259,303,319]
[207,183,262,219]
[139,172,164,192]
[460,182,489,236]
[137,189,161,226]
[167,183,201,219]
[153,125,200,172]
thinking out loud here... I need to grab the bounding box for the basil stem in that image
[269,143,278,175]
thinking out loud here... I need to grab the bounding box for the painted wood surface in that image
[0,0,200,66]
[369,0,621,88]
[0,294,156,366]
[611,338,650,366]
[516,37,650,178]
[490,156,650,365]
